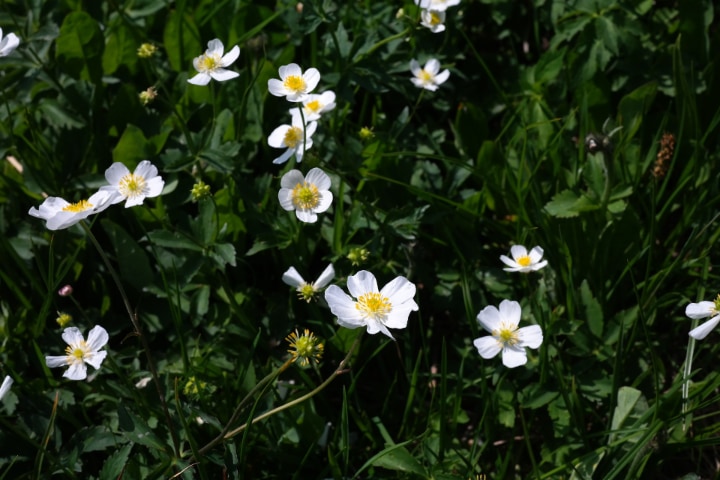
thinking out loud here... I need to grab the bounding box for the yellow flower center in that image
[713,294,720,315]
[517,255,532,267]
[419,69,434,83]
[355,292,392,320]
[429,12,441,25]
[119,173,147,198]
[286,329,324,366]
[297,283,317,303]
[305,100,321,113]
[198,53,221,72]
[291,182,321,210]
[283,75,306,93]
[65,340,89,365]
[62,199,93,213]
[493,322,519,347]
[283,126,303,148]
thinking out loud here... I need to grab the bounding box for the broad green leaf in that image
[609,386,648,444]
[112,124,155,165]
[102,22,138,75]
[544,189,599,217]
[117,404,168,452]
[102,220,155,292]
[618,82,657,141]
[534,47,566,85]
[163,10,201,72]
[55,11,104,82]
[580,279,603,338]
[595,16,619,56]
[145,230,204,251]
[570,449,606,480]
[98,443,132,480]
[371,444,427,477]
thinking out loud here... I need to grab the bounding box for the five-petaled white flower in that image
[410,59,450,91]
[473,300,542,368]
[325,270,418,340]
[414,0,461,12]
[288,91,336,122]
[187,39,240,86]
[420,10,446,33]
[0,28,20,57]
[283,264,335,302]
[500,245,548,272]
[100,160,165,207]
[0,376,13,401]
[45,326,109,381]
[268,111,318,164]
[28,190,116,230]
[278,168,333,223]
[686,295,720,340]
[268,63,321,102]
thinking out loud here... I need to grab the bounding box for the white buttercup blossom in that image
[325,270,419,340]
[473,300,543,368]
[410,59,450,91]
[420,10,446,33]
[268,63,321,102]
[100,160,165,207]
[288,91,336,122]
[278,168,333,223]
[0,376,13,401]
[414,0,461,12]
[0,28,20,57]
[268,111,318,164]
[500,245,548,272]
[283,264,335,302]
[686,295,720,340]
[28,189,116,230]
[45,326,109,381]
[187,39,240,86]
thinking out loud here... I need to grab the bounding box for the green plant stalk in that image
[80,221,180,457]
[32,391,59,480]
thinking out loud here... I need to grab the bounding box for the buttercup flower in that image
[0,376,13,401]
[56,312,73,328]
[500,245,548,272]
[286,329,324,366]
[268,63,321,102]
[28,190,116,230]
[45,326,109,381]
[278,168,333,223]
[414,0,461,12]
[289,91,336,122]
[283,264,335,302]
[325,270,418,340]
[268,111,318,164]
[420,10,446,33]
[410,59,450,91]
[473,300,543,368]
[187,39,240,86]
[687,294,720,340]
[100,160,165,207]
[0,28,20,57]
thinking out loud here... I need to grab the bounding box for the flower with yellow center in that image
[139,86,158,105]
[325,270,419,340]
[286,329,324,366]
[278,168,333,223]
[268,63,321,102]
[687,294,720,340]
[473,300,543,368]
[420,9,446,33]
[268,111,318,164]
[45,326,109,380]
[409,58,450,91]
[100,160,165,208]
[288,91,337,122]
[499,245,548,273]
[414,0,461,12]
[187,39,240,86]
[283,264,335,302]
[28,190,116,230]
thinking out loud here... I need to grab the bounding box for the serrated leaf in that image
[55,11,104,82]
[544,190,599,217]
[580,279,604,338]
[98,443,132,480]
[117,404,168,452]
[371,444,427,477]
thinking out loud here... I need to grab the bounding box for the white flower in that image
[278,168,333,223]
[687,295,720,340]
[28,189,116,230]
[0,28,20,57]
[324,270,418,340]
[268,111,318,164]
[187,39,240,86]
[288,91,336,122]
[414,0,461,12]
[473,300,542,368]
[0,376,13,401]
[100,160,165,207]
[500,245,548,272]
[268,63,321,102]
[420,10,446,33]
[410,59,450,91]
[45,326,109,381]
[283,264,335,302]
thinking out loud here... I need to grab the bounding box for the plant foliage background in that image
[1,0,720,478]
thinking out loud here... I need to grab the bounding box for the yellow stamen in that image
[65,340,88,364]
[198,53,221,72]
[430,12,441,25]
[283,126,303,148]
[517,255,532,267]
[419,70,433,83]
[305,100,321,113]
[291,182,320,210]
[283,75,306,93]
[119,173,147,198]
[493,323,519,347]
[355,292,392,320]
[62,200,93,213]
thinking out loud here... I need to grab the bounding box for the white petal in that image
[64,363,87,381]
[221,45,240,66]
[497,300,522,324]
[689,315,720,340]
[314,264,335,289]
[272,148,295,165]
[424,58,441,75]
[282,267,305,287]
[278,188,295,211]
[476,305,501,332]
[86,325,109,351]
[268,78,287,97]
[84,351,107,370]
[279,63,302,79]
[295,209,318,223]
[0,376,13,400]
[313,191,333,214]
[410,59,422,76]
[517,325,543,349]
[686,302,715,319]
[434,69,450,85]
[209,69,239,82]
[62,327,84,347]
[380,276,417,308]
[383,304,415,330]
[325,286,365,325]
[206,39,224,56]
[187,73,212,86]
[499,255,518,268]
[303,68,321,92]
[144,177,165,199]
[501,346,528,368]
[45,356,69,368]
[509,245,528,261]
[268,124,291,148]
[473,336,501,359]
[305,167,331,190]
[347,271,379,298]
[528,246,545,263]
[105,162,131,185]
[280,170,305,189]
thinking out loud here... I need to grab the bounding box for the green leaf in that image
[117,404,168,452]
[145,230,204,251]
[534,47,566,85]
[102,220,155,292]
[595,16,619,56]
[453,103,488,159]
[570,449,606,480]
[102,22,138,75]
[55,11,104,82]
[163,10,202,73]
[618,81,657,141]
[544,190,599,218]
[580,279,604,338]
[98,443,132,480]
[371,444,427,477]
[112,124,155,165]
